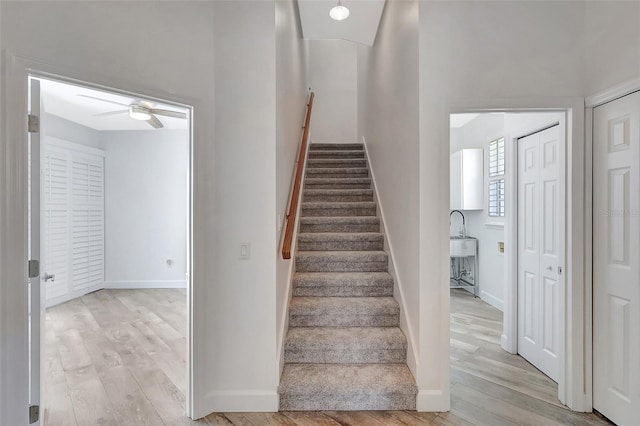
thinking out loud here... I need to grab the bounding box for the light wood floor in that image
[44,288,611,425]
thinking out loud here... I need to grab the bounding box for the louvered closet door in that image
[42,147,70,304]
[43,141,105,306]
[70,154,104,297]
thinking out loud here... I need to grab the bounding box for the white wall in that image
[43,113,103,150]
[101,130,188,289]
[307,39,358,143]
[210,0,280,412]
[275,0,308,370]
[357,0,421,388]
[584,1,640,96]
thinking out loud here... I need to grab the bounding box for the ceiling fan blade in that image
[147,114,164,129]
[94,110,128,117]
[148,108,187,119]
[78,94,130,107]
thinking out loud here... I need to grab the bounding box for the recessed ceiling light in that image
[329,0,349,21]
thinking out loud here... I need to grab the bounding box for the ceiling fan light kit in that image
[128,105,152,121]
[329,0,349,21]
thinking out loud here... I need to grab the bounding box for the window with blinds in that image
[43,141,105,306]
[488,137,506,217]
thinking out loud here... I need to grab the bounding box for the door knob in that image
[43,273,55,282]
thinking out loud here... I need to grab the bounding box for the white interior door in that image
[28,77,44,425]
[593,91,640,426]
[517,124,562,383]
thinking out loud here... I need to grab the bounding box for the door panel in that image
[593,91,640,426]
[518,125,561,383]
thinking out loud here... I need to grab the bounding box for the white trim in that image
[103,280,186,289]
[480,290,504,311]
[199,390,278,415]
[416,389,448,412]
[449,97,588,412]
[585,77,640,108]
[362,136,419,380]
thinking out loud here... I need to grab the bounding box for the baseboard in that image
[199,390,279,415]
[362,136,419,377]
[104,280,186,289]
[416,389,449,412]
[480,290,504,312]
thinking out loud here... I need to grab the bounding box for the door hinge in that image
[28,259,40,279]
[29,405,39,424]
[558,266,563,275]
[28,114,40,133]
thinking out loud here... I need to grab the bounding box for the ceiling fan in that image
[79,94,187,129]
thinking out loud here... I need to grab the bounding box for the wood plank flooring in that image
[44,288,611,425]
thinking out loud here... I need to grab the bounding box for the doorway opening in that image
[447,111,586,420]
[28,75,193,425]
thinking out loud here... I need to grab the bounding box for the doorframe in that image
[448,97,588,411]
[0,53,197,424]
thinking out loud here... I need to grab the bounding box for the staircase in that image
[279,143,417,411]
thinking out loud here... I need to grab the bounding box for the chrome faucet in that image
[450,210,466,238]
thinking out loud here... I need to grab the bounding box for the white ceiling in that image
[450,114,480,129]
[39,78,189,131]
[298,0,385,46]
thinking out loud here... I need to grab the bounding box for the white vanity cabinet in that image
[450,148,483,210]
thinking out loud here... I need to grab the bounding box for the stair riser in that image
[289,314,399,327]
[304,182,371,190]
[308,152,365,159]
[292,286,393,297]
[302,206,376,217]
[300,222,380,233]
[284,349,406,364]
[310,144,364,151]
[307,160,367,168]
[306,170,369,179]
[296,259,388,272]
[297,240,383,251]
[303,193,373,203]
[279,394,416,411]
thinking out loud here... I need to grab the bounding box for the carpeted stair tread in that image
[307,158,367,168]
[297,232,383,251]
[303,188,373,202]
[308,150,366,159]
[306,168,369,178]
[289,297,399,327]
[301,201,376,217]
[279,364,416,411]
[310,143,364,151]
[284,327,407,364]
[304,177,372,189]
[295,250,388,272]
[300,216,380,233]
[292,272,393,297]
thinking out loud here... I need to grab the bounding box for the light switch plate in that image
[240,243,250,259]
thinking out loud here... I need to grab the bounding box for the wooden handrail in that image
[282,92,314,259]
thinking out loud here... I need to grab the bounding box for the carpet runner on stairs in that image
[279,143,417,411]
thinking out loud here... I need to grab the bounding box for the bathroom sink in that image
[450,237,476,257]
